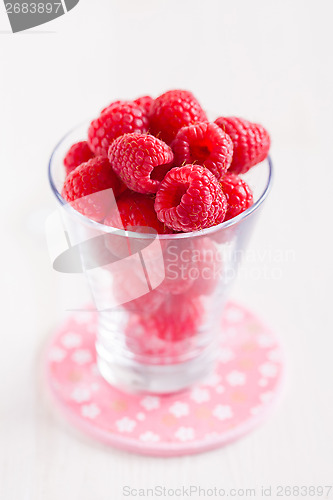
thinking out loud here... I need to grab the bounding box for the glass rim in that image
[48,121,274,240]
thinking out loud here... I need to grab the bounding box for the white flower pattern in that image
[116,417,137,433]
[71,349,92,365]
[203,372,221,387]
[49,347,66,362]
[259,362,278,378]
[71,386,91,403]
[250,405,264,416]
[219,347,235,363]
[169,402,189,418]
[267,348,282,362]
[81,403,100,419]
[139,431,160,442]
[213,405,233,421]
[140,396,160,411]
[257,334,275,348]
[190,388,210,404]
[61,332,82,349]
[175,427,195,442]
[226,370,246,386]
[47,302,284,453]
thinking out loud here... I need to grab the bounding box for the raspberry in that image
[220,173,254,221]
[63,141,94,176]
[108,133,174,194]
[62,157,120,221]
[171,122,233,180]
[151,294,204,342]
[149,89,208,144]
[100,99,123,115]
[154,164,227,232]
[133,95,154,115]
[88,101,149,157]
[214,116,270,174]
[126,293,204,350]
[104,191,172,234]
[101,96,153,116]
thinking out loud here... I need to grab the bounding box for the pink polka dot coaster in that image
[45,302,285,456]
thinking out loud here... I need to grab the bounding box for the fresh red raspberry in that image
[108,133,174,194]
[126,315,201,360]
[214,116,270,174]
[104,191,172,234]
[154,165,227,232]
[149,89,208,144]
[220,173,254,221]
[62,157,120,221]
[100,99,123,115]
[123,294,204,358]
[63,141,94,176]
[171,122,233,180]
[133,95,154,115]
[88,101,149,157]
[121,285,165,317]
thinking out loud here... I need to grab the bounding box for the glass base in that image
[96,340,218,394]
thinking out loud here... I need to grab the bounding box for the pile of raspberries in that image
[62,89,270,233]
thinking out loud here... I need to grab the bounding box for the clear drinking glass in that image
[48,122,273,394]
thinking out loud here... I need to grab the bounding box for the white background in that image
[0,1,333,499]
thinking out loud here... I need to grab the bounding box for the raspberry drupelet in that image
[154,164,227,232]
